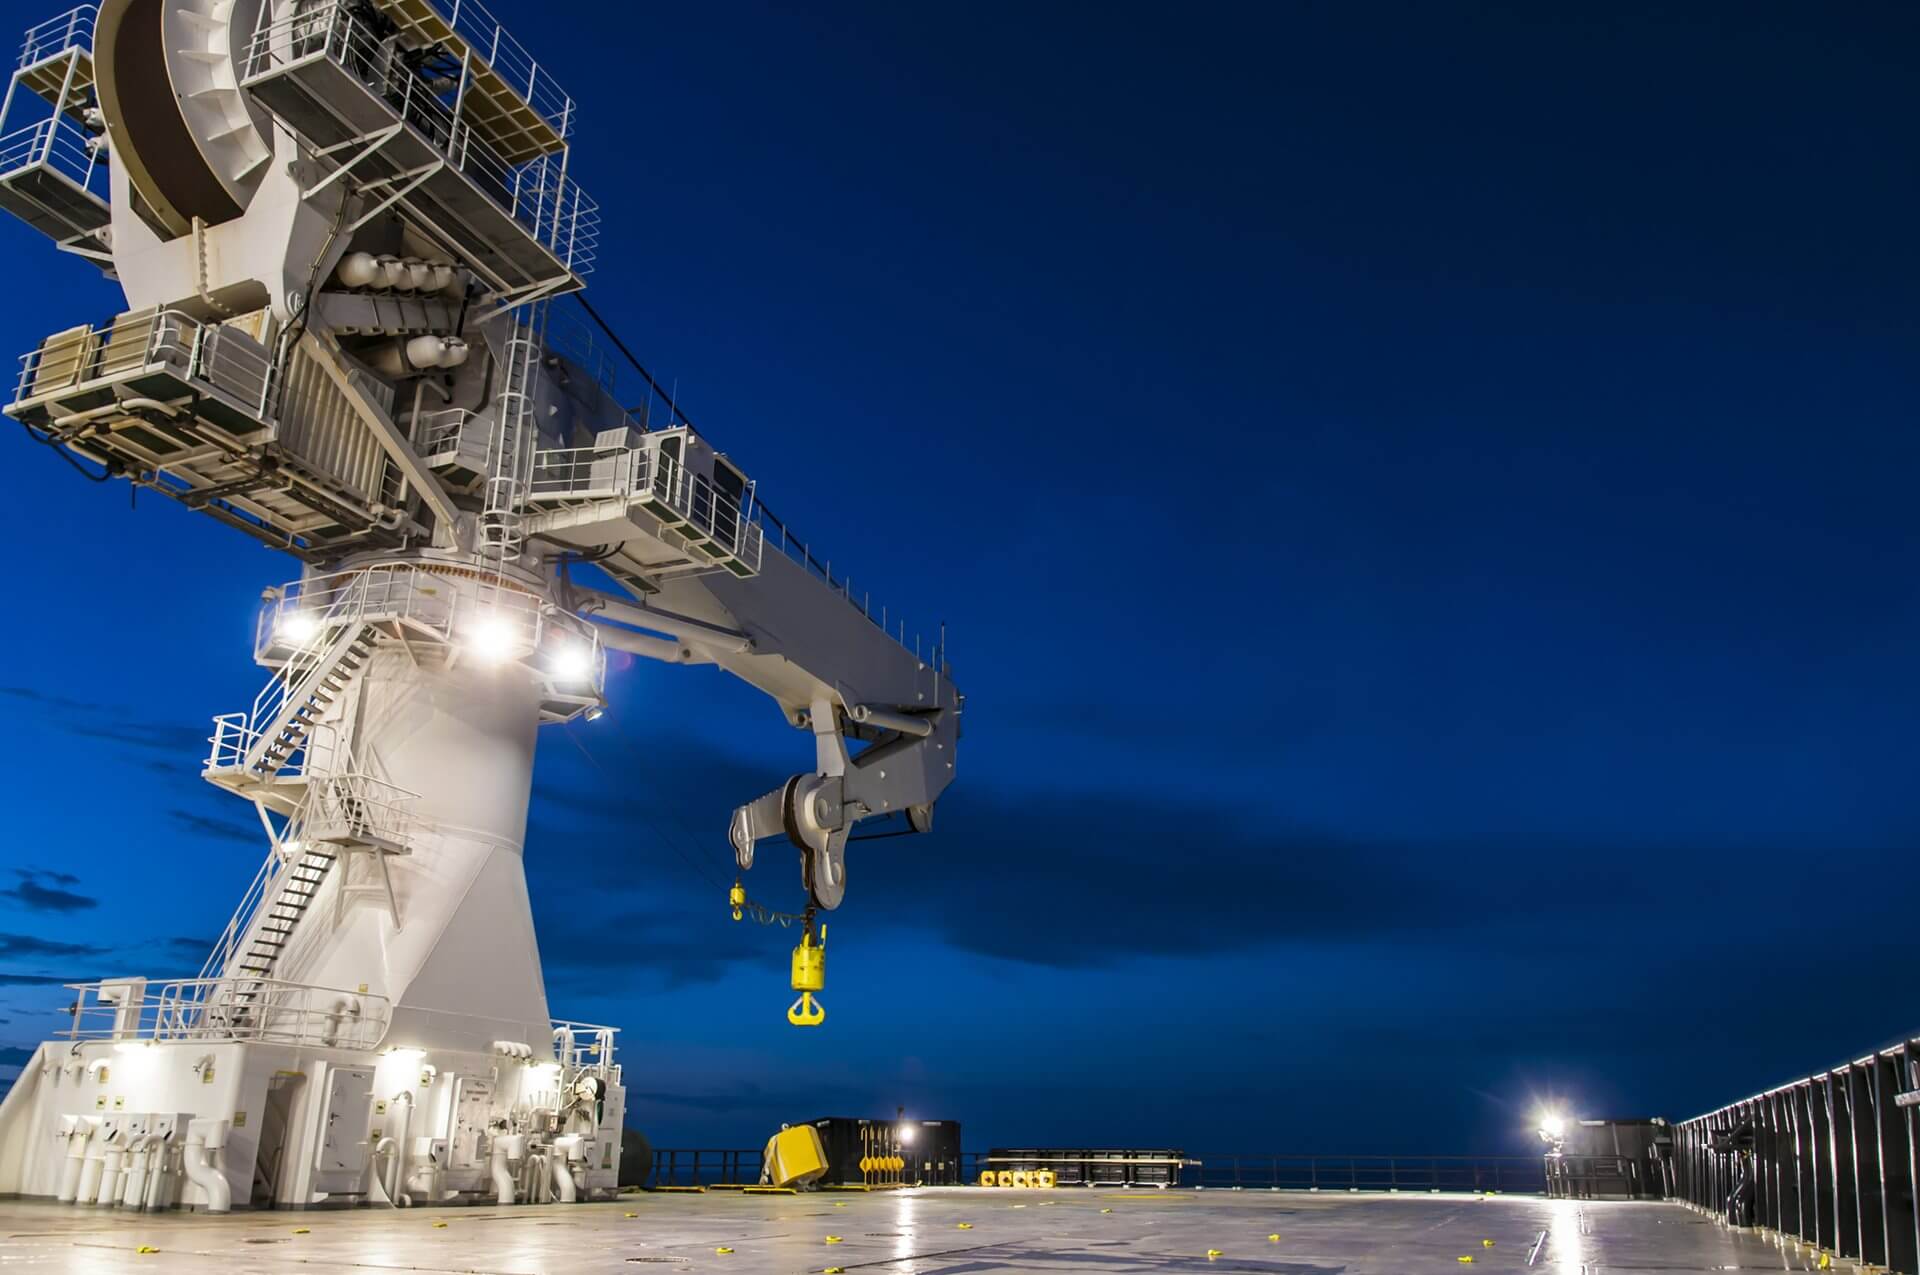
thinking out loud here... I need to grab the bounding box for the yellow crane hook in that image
[788,924,826,1026]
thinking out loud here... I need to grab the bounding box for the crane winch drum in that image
[93,0,276,238]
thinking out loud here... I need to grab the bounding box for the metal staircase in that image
[198,768,420,1026]
[207,621,377,799]
[230,844,339,983]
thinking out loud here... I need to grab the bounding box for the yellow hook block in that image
[729,883,746,921]
[787,928,826,1026]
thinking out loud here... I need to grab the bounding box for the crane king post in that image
[0,0,960,1212]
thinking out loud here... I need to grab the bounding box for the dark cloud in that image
[165,809,258,846]
[0,974,79,986]
[539,908,765,991]
[1,872,97,914]
[0,683,209,760]
[0,933,103,960]
[66,720,211,757]
[0,685,100,713]
[0,1046,33,1066]
[530,729,1699,976]
[163,936,214,956]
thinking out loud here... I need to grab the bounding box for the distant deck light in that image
[275,610,319,643]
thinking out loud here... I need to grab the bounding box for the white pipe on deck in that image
[183,1119,230,1213]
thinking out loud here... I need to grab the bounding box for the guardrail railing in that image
[1676,1030,1920,1274]
[253,561,603,673]
[17,4,93,70]
[13,307,273,415]
[1190,1154,1544,1193]
[418,0,574,139]
[650,1148,764,1188]
[0,115,104,195]
[240,2,597,276]
[552,1020,619,1078]
[63,977,391,1051]
[528,442,763,574]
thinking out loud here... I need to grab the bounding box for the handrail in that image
[1188,1153,1546,1193]
[12,308,264,411]
[647,1148,1547,1192]
[527,431,945,667]
[215,562,606,740]
[526,441,762,571]
[431,0,574,138]
[17,5,94,71]
[63,977,391,1050]
[195,841,284,984]
[0,116,105,196]
[240,3,598,276]
[551,1019,619,1077]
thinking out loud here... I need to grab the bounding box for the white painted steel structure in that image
[0,0,959,1214]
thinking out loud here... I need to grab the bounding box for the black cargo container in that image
[808,1117,964,1186]
[1545,1118,1674,1200]
[987,1148,1189,1187]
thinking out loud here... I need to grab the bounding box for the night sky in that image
[0,1,1916,1159]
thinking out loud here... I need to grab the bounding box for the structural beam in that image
[301,331,460,528]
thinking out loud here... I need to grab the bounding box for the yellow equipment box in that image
[762,1125,829,1188]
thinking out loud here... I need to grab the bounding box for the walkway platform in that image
[0,1189,1829,1272]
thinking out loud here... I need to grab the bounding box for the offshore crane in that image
[0,0,958,1212]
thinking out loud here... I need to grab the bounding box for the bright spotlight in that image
[465,615,517,664]
[551,641,595,682]
[275,610,319,643]
[1538,1114,1566,1141]
[898,1124,916,1145]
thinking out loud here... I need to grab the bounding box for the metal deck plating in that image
[0,1189,1827,1272]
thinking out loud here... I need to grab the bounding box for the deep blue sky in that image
[1,0,1917,1157]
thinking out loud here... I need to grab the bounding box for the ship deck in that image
[0,1188,1823,1272]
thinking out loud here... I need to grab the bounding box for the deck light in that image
[466,615,517,664]
[275,610,319,643]
[551,641,595,682]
